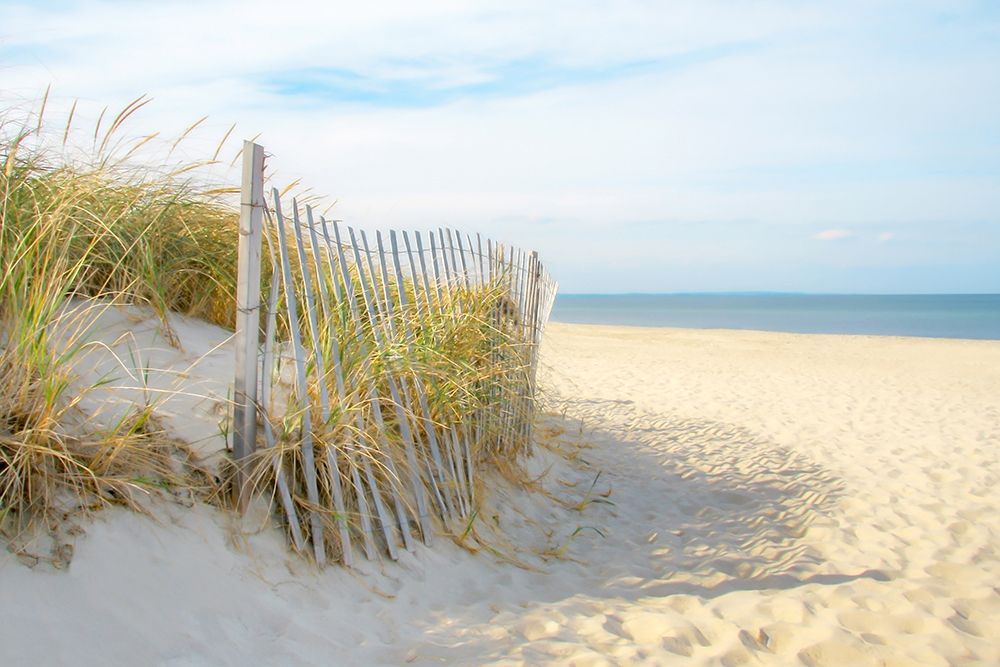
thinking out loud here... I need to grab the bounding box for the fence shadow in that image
[540,401,855,592]
[401,402,879,663]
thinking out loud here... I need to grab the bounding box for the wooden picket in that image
[231,142,558,566]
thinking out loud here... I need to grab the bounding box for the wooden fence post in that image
[232,141,265,510]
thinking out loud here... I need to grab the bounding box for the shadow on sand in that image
[406,400,885,662]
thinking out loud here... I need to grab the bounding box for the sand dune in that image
[3,320,999,665]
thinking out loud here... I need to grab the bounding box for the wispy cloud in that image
[264,44,755,108]
[1,0,998,292]
[264,57,662,108]
[815,229,854,241]
[878,232,895,242]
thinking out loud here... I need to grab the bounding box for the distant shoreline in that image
[550,293,1000,341]
[557,292,1000,297]
[546,320,1000,343]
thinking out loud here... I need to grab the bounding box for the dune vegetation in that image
[1,96,240,546]
[0,95,545,565]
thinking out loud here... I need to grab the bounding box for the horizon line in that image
[557,291,1000,297]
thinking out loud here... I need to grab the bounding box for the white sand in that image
[3,316,1000,665]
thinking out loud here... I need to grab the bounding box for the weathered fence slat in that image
[350,228,418,552]
[391,230,457,524]
[291,200,353,566]
[272,189,326,566]
[446,228,460,290]
[435,228,452,291]
[438,229,475,514]
[312,216,379,561]
[329,221,402,561]
[403,231,464,516]
[476,233,486,286]
[412,231,438,313]
[456,232,471,290]
[372,230,434,544]
[260,225,306,553]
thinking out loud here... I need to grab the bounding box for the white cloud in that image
[1,0,998,292]
[815,229,854,241]
[878,232,895,242]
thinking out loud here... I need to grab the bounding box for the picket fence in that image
[230,142,557,566]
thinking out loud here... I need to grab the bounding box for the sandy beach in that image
[4,320,1000,665]
[6,3,998,663]
[532,322,1000,665]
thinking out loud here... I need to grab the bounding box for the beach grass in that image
[0,96,537,561]
[0,96,241,542]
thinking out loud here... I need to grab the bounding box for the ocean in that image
[550,294,1000,340]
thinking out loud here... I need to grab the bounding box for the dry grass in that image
[1,97,236,544]
[1,95,548,566]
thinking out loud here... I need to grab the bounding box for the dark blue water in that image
[551,294,1000,340]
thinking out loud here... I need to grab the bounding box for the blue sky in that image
[2,0,998,293]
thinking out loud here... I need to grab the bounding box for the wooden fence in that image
[231,142,557,566]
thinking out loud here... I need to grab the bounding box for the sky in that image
[2,0,999,293]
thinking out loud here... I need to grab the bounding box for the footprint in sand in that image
[720,647,759,667]
[619,611,679,644]
[799,639,879,667]
[518,617,561,641]
[947,614,983,638]
[952,596,1000,638]
[758,622,797,654]
[925,561,985,585]
[758,597,807,624]
[838,609,924,635]
[661,634,694,657]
